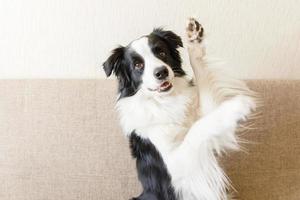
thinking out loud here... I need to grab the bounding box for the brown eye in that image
[134,62,144,69]
[159,51,166,57]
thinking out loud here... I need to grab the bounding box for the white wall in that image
[0,0,299,79]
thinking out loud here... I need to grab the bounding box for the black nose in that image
[154,66,169,80]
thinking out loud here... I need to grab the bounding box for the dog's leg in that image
[185,17,206,76]
[181,95,255,150]
[186,18,255,116]
[168,95,254,199]
[186,17,222,115]
[184,18,256,153]
[185,18,211,115]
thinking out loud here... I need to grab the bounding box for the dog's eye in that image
[134,62,144,69]
[159,51,166,57]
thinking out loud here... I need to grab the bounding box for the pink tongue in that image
[161,82,169,87]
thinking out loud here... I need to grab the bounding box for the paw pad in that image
[186,18,204,43]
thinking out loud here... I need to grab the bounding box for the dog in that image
[102,18,256,200]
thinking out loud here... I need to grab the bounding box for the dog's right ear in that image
[151,28,183,49]
[102,46,125,77]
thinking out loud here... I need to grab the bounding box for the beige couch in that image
[0,80,299,200]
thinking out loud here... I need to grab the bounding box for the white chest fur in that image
[116,78,198,138]
[115,77,243,200]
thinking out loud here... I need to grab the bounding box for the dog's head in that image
[103,28,186,99]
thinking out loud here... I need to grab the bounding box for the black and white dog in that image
[103,18,256,200]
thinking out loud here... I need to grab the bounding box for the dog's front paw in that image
[186,17,204,43]
[224,95,256,122]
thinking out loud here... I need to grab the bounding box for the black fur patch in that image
[102,46,144,99]
[129,132,177,200]
[149,29,186,77]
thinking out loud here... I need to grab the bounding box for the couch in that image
[0,80,299,200]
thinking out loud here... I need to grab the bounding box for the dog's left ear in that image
[151,28,183,48]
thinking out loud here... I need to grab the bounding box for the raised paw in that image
[186,17,204,43]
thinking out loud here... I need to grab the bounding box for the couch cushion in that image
[0,80,299,200]
[225,80,300,200]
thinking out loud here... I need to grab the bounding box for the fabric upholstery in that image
[0,80,299,200]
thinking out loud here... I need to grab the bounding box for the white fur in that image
[116,29,256,200]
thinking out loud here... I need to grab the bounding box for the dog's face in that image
[103,29,186,98]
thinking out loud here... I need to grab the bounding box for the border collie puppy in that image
[103,18,256,200]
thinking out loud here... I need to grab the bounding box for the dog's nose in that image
[154,66,169,80]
